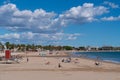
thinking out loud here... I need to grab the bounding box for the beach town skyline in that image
[1,41,120,52]
[0,0,120,47]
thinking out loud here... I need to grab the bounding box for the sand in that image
[0,52,120,80]
[1,71,120,80]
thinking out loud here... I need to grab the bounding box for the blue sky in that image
[0,0,120,47]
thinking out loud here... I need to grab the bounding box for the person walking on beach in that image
[27,57,29,62]
[58,63,62,68]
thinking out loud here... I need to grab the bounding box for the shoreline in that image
[77,56,120,65]
[69,54,120,65]
[0,52,120,80]
[0,51,120,64]
[0,56,120,72]
[65,50,120,53]
[0,57,120,73]
[66,51,120,64]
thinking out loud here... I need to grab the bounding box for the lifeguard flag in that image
[5,50,11,59]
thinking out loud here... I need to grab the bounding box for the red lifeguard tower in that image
[5,50,11,60]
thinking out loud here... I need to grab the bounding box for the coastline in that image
[64,50,120,53]
[67,51,120,64]
[0,52,120,80]
[0,51,120,64]
[0,51,120,71]
[78,56,120,65]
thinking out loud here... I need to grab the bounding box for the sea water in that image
[72,52,120,64]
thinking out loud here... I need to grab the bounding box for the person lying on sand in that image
[45,61,50,65]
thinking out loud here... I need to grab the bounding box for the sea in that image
[71,51,120,64]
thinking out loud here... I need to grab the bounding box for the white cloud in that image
[21,32,35,39]
[59,3,108,25]
[101,15,120,21]
[103,1,119,8]
[67,33,80,40]
[0,32,80,44]
[0,3,108,33]
[0,33,20,39]
[0,3,59,33]
[83,3,94,7]
[0,3,110,45]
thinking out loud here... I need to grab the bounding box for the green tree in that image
[78,46,86,50]
[63,46,73,50]
[5,42,10,49]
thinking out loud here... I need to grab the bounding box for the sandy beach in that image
[0,52,120,80]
